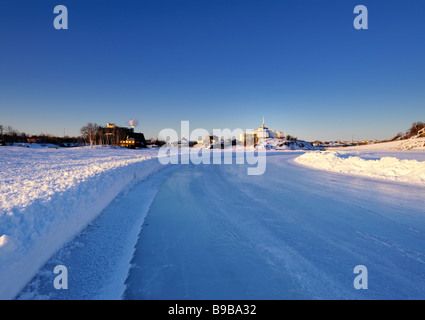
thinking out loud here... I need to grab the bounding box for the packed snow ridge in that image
[0,146,162,300]
[294,151,425,185]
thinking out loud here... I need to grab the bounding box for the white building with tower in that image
[239,118,286,145]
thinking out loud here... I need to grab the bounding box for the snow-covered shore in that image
[0,146,161,299]
[293,137,425,185]
[294,151,425,185]
[333,137,425,152]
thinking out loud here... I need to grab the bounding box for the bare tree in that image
[4,125,20,145]
[80,123,100,147]
[409,122,425,137]
[96,126,105,146]
[392,121,425,140]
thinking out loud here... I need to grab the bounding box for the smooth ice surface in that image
[124,153,425,300]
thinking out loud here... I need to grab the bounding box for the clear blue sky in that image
[0,0,424,141]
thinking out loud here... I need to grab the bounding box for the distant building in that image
[239,119,286,145]
[204,135,219,144]
[27,138,42,144]
[119,131,147,149]
[169,137,189,147]
[103,123,147,149]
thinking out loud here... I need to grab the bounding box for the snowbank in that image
[0,146,162,299]
[335,137,425,152]
[294,151,425,185]
[257,138,320,151]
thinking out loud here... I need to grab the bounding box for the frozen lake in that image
[125,153,425,299]
[18,152,425,300]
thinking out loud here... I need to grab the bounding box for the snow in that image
[17,166,175,300]
[0,146,161,300]
[0,234,8,248]
[257,138,319,150]
[294,151,425,185]
[333,137,425,152]
[2,145,425,300]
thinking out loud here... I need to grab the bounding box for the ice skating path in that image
[19,153,425,299]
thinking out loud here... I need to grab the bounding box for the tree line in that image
[0,123,82,146]
[391,121,425,141]
[0,122,165,147]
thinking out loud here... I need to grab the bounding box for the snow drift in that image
[294,151,425,185]
[0,146,162,300]
[257,138,320,150]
